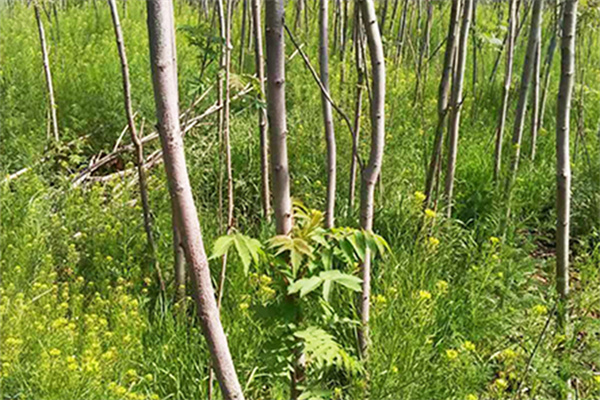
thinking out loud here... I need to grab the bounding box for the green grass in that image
[1,1,600,399]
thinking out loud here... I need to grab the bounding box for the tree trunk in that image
[555,0,577,332]
[319,0,336,229]
[145,1,245,399]
[252,0,271,221]
[34,4,59,143]
[529,36,541,161]
[348,12,364,213]
[444,0,473,218]
[493,0,517,181]
[107,0,165,293]
[504,0,543,199]
[265,0,293,235]
[357,0,385,359]
[423,0,461,206]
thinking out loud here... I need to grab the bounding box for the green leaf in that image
[233,234,252,275]
[210,235,235,259]
[288,276,323,297]
[320,270,362,292]
[322,279,332,302]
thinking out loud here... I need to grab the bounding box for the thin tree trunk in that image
[145,1,245,399]
[493,0,517,181]
[348,12,364,213]
[555,0,577,333]
[357,0,385,359]
[555,0,577,397]
[319,0,336,228]
[265,0,293,235]
[34,5,59,143]
[209,0,234,397]
[529,36,541,161]
[107,0,165,293]
[423,0,461,206]
[444,0,474,218]
[504,0,543,205]
[252,0,271,221]
[379,0,389,33]
[294,0,304,31]
[535,2,560,160]
[239,0,247,70]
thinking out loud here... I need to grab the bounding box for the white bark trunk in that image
[34,4,59,143]
[145,1,245,398]
[251,0,271,221]
[265,0,293,235]
[319,0,336,228]
[444,0,473,218]
[493,0,517,181]
[357,0,385,359]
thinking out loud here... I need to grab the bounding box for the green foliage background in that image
[1,1,600,399]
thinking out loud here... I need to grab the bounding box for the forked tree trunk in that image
[107,0,165,293]
[145,1,245,399]
[34,4,59,143]
[265,0,293,235]
[356,0,385,359]
[444,0,473,218]
[424,0,461,206]
[493,0,517,181]
[251,0,271,221]
[504,0,543,199]
[319,0,336,228]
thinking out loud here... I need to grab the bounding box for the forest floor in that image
[1,1,600,399]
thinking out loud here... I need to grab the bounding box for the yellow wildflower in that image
[418,290,432,300]
[424,208,436,218]
[466,395,478,400]
[428,237,440,247]
[494,378,508,391]
[532,304,548,316]
[445,349,459,361]
[49,348,61,357]
[239,302,250,311]
[489,236,500,245]
[435,280,449,293]
[373,294,387,306]
[463,341,476,352]
[414,191,426,203]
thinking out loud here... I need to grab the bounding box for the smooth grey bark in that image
[493,0,517,181]
[319,0,336,229]
[535,2,560,160]
[529,37,541,161]
[555,0,577,328]
[34,4,59,143]
[107,0,165,292]
[423,0,461,206]
[251,0,271,221]
[356,0,385,359]
[506,0,543,184]
[265,0,293,235]
[145,1,245,399]
[348,16,365,212]
[444,0,473,218]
